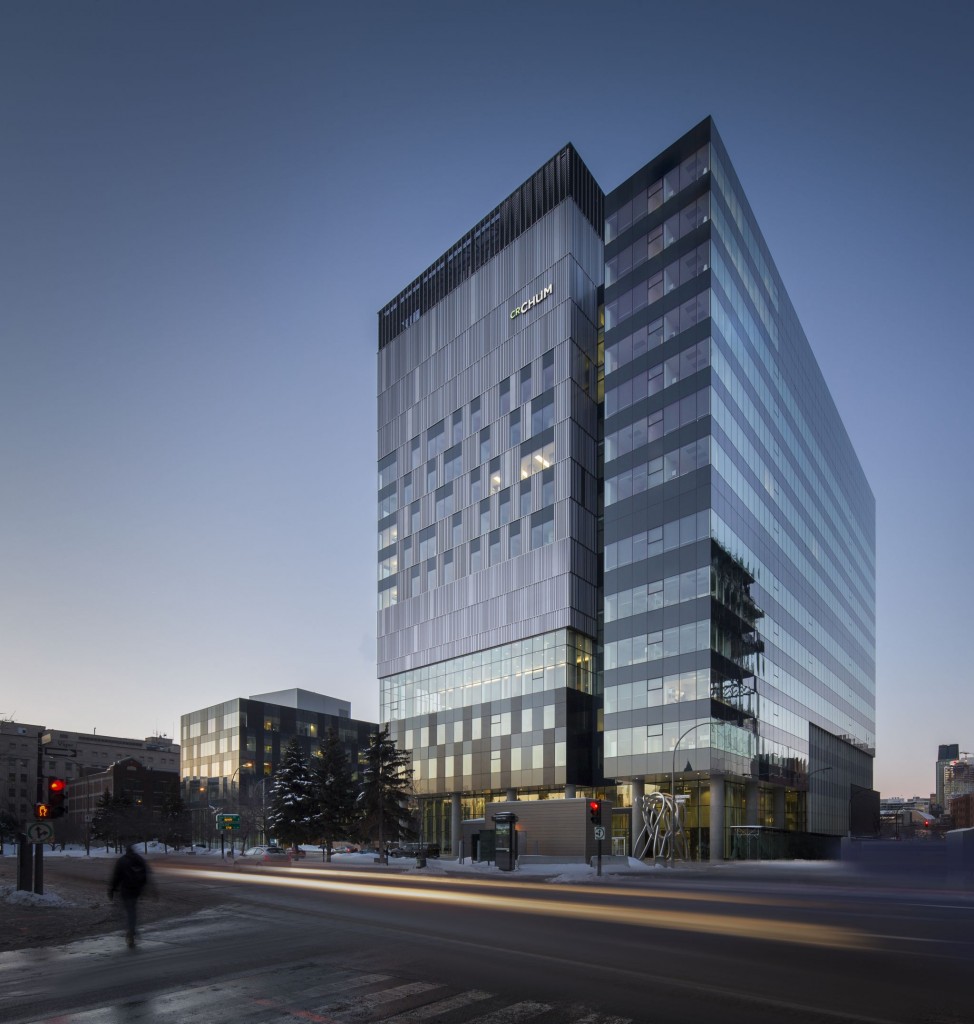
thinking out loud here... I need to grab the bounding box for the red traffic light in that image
[47,778,67,817]
[588,800,601,825]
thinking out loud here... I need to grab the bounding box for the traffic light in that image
[588,799,601,825]
[35,803,51,818]
[47,778,67,818]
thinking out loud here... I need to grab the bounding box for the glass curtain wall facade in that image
[379,119,876,858]
[377,147,604,844]
[603,119,875,858]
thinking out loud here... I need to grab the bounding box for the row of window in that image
[604,669,711,713]
[604,436,710,506]
[604,198,710,331]
[604,620,710,670]
[604,720,708,760]
[607,232,708,302]
[383,459,556,573]
[605,143,710,243]
[605,566,711,624]
[605,509,710,572]
[379,631,595,720]
[381,396,556,522]
[410,740,569,784]
[403,703,558,750]
[605,328,710,420]
[378,352,556,492]
[605,384,710,463]
[378,508,556,609]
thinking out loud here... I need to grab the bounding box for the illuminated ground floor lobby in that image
[415,775,824,864]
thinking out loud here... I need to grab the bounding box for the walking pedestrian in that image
[108,843,153,947]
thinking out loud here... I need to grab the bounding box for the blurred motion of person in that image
[108,843,155,947]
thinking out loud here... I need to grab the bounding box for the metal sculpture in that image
[633,791,689,862]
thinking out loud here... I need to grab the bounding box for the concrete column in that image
[564,784,576,799]
[450,793,461,859]
[506,789,517,802]
[630,779,645,857]
[709,778,725,861]
[745,779,760,826]
[773,786,786,829]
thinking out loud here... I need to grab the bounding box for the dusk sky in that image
[2,2,971,799]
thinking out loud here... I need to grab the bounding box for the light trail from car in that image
[162,866,867,950]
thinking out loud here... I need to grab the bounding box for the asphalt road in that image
[2,860,970,1024]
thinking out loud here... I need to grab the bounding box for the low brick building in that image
[67,757,180,844]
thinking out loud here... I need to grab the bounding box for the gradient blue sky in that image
[2,2,970,799]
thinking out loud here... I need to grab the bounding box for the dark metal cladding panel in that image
[378,144,604,350]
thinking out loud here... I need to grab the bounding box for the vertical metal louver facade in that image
[378,145,603,350]
[376,144,604,808]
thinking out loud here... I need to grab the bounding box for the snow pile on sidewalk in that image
[0,884,75,908]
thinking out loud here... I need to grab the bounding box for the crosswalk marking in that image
[381,989,494,1022]
[314,980,442,1014]
[463,1001,551,1024]
[26,966,632,1024]
[572,1015,632,1024]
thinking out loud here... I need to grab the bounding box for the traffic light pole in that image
[16,835,31,892]
[33,842,43,895]
[588,799,603,877]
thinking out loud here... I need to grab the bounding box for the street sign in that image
[594,825,606,841]
[26,822,55,843]
[216,813,241,830]
[43,747,77,758]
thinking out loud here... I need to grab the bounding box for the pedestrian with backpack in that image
[108,843,154,947]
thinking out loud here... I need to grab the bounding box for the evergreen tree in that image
[358,727,414,857]
[161,792,191,850]
[312,727,357,862]
[90,790,131,852]
[266,738,317,847]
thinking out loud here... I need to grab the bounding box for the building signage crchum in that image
[510,284,553,319]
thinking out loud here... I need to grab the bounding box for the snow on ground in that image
[0,884,75,908]
[0,841,228,859]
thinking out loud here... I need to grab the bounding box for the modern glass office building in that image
[181,689,375,843]
[377,119,876,859]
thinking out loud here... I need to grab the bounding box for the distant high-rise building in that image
[377,118,876,860]
[936,743,960,811]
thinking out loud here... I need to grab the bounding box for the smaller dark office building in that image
[180,689,376,841]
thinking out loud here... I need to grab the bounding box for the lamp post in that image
[670,721,710,867]
[222,763,253,856]
[250,775,272,845]
[227,762,254,801]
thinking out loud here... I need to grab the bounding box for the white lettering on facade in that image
[510,283,554,320]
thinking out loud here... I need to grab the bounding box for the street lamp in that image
[670,721,710,867]
[227,762,254,799]
[221,763,253,856]
[249,775,272,845]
